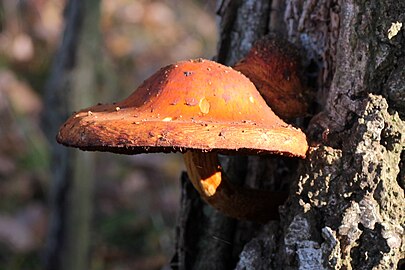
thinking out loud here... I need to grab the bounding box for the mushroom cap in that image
[233,35,308,119]
[57,59,308,157]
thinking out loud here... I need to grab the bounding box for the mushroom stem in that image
[183,151,287,223]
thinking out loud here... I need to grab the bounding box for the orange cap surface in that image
[57,59,308,157]
[234,36,308,119]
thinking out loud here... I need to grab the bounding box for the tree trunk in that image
[174,0,404,269]
[42,1,102,269]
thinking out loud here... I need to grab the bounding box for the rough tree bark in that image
[174,0,404,269]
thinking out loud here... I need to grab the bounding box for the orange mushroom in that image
[234,35,308,119]
[57,59,308,223]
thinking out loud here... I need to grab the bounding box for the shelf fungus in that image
[57,59,308,223]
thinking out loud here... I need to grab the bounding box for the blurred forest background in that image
[0,0,216,269]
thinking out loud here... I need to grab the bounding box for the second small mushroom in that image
[57,59,308,223]
[234,35,309,119]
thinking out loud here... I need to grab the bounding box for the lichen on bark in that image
[282,95,404,269]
